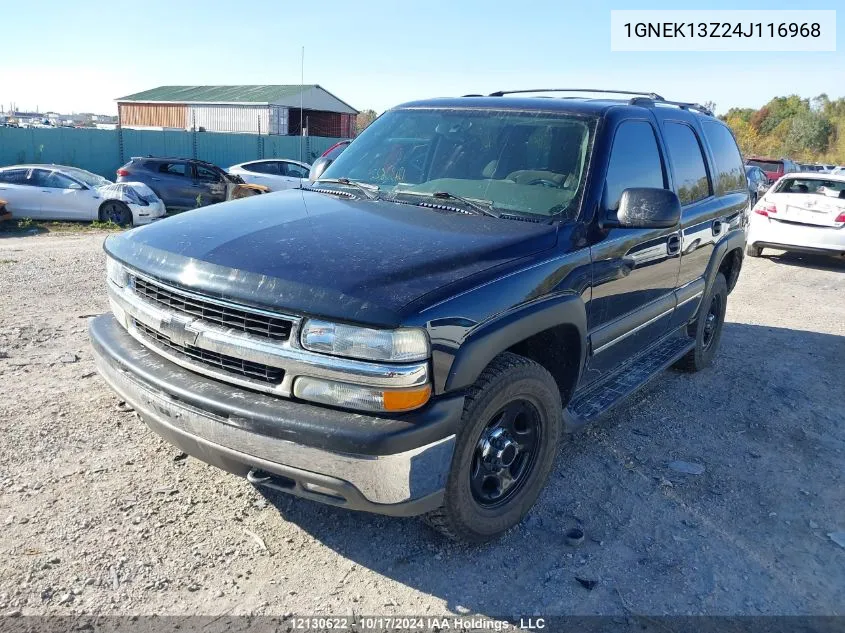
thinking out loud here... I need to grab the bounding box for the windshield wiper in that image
[392,190,499,218]
[312,178,379,200]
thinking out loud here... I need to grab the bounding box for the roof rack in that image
[486,88,666,100]
[629,97,714,117]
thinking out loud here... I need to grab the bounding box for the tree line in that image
[722,94,845,164]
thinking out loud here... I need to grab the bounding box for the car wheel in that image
[99,201,133,227]
[674,272,728,373]
[746,244,763,258]
[423,352,561,542]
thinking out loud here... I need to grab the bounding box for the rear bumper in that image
[748,215,845,255]
[89,314,461,516]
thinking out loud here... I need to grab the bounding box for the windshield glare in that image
[321,108,595,219]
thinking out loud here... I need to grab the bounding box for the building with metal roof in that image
[116,85,358,137]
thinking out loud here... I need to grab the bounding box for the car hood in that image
[105,189,557,326]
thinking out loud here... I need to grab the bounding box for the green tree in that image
[356,109,378,134]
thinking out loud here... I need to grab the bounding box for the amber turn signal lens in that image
[383,385,432,412]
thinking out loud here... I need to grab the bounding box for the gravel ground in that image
[0,230,843,618]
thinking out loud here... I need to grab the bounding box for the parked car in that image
[745,165,771,207]
[309,139,351,182]
[745,156,798,183]
[0,164,165,226]
[90,90,748,542]
[227,159,311,192]
[747,173,845,258]
[116,157,265,210]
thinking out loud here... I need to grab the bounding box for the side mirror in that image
[308,156,333,183]
[609,188,681,229]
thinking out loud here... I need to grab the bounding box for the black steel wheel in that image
[674,272,728,372]
[424,353,562,542]
[99,201,132,227]
[470,400,541,508]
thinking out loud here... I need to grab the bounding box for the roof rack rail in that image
[487,88,665,100]
[629,97,714,117]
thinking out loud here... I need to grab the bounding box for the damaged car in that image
[0,164,165,226]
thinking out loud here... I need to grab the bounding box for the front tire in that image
[99,201,133,227]
[675,272,728,372]
[424,353,561,542]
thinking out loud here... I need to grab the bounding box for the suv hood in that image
[105,190,557,326]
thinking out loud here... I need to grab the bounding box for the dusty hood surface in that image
[105,189,557,326]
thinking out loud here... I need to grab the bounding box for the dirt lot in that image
[0,230,843,618]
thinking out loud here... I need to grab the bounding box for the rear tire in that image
[746,244,763,258]
[99,201,133,227]
[674,272,728,373]
[423,353,561,542]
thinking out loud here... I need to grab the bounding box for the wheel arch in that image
[705,229,746,295]
[444,293,587,406]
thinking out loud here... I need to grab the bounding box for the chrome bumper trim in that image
[94,350,454,505]
[107,279,429,397]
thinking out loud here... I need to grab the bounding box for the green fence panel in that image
[0,127,346,177]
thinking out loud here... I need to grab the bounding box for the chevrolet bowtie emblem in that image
[159,316,199,347]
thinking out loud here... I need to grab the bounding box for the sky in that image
[2,0,843,117]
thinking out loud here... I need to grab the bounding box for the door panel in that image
[585,228,680,384]
[582,118,681,388]
[0,173,43,218]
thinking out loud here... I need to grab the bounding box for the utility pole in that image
[299,46,304,163]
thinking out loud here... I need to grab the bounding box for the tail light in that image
[835,211,845,223]
[116,168,129,177]
[755,203,777,217]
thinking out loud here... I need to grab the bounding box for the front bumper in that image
[89,314,462,516]
[748,215,845,255]
[131,201,167,226]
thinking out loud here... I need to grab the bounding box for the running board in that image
[563,335,695,432]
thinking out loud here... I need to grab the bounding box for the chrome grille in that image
[132,276,293,341]
[134,319,284,385]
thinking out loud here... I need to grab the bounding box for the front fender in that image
[444,293,587,392]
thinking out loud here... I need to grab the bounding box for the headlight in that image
[294,377,431,413]
[300,319,429,362]
[106,256,129,287]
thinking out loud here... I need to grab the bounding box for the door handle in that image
[712,220,723,236]
[150,177,161,182]
[667,234,681,256]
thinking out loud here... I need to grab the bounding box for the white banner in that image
[611,10,836,52]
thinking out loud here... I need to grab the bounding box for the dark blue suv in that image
[116,157,244,210]
[93,89,748,542]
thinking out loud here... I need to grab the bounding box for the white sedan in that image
[0,164,165,226]
[747,172,845,258]
[227,159,311,191]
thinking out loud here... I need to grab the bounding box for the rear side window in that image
[604,120,665,211]
[244,162,279,175]
[0,168,28,184]
[158,162,187,177]
[702,121,745,195]
[663,122,711,205]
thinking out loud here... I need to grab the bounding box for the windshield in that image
[320,108,596,220]
[63,167,111,188]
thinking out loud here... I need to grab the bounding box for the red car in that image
[746,156,799,183]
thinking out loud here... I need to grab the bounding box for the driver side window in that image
[604,121,666,211]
